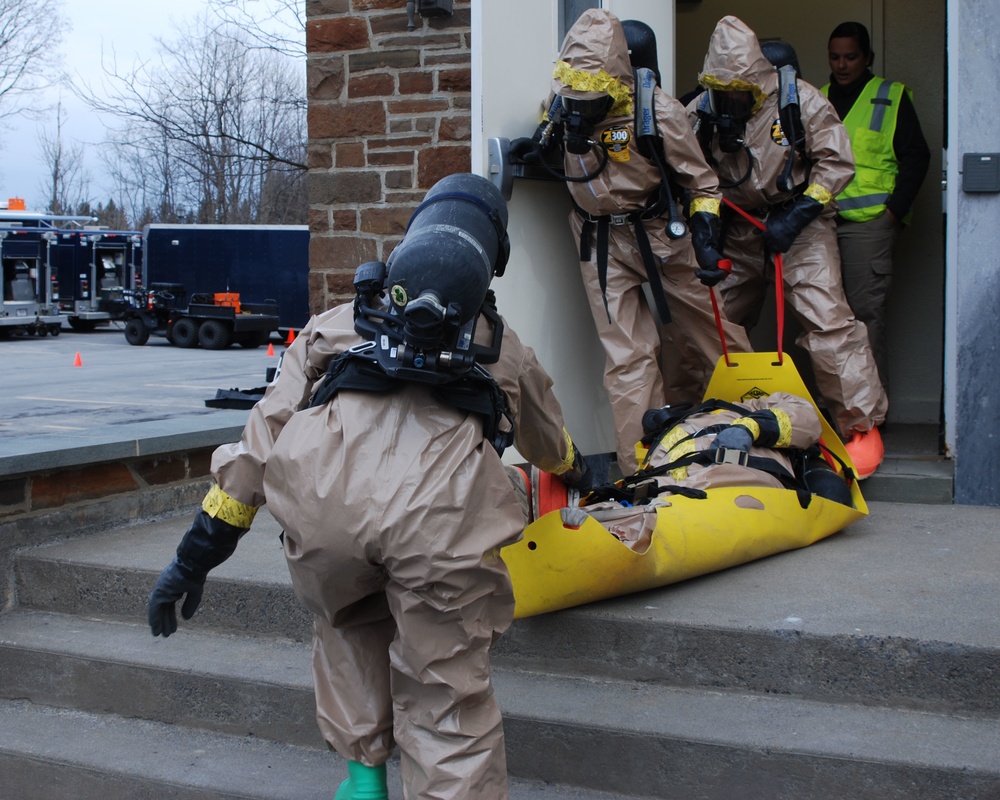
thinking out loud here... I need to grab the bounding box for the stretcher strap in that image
[720,198,785,364]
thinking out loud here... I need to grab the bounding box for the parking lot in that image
[1,323,284,458]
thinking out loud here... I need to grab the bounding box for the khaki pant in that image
[837,213,901,394]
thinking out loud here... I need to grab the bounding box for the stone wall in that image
[0,450,215,520]
[0,448,216,609]
[306,0,473,314]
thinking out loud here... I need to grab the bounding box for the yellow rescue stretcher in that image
[503,219,867,618]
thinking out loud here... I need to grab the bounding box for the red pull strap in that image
[718,198,785,364]
[709,259,733,366]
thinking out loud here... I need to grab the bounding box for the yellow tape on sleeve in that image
[202,484,258,529]
[804,183,833,206]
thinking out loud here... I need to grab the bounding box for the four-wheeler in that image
[122,282,279,349]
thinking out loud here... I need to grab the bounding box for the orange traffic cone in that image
[267,343,275,357]
[73,352,83,367]
[285,328,296,346]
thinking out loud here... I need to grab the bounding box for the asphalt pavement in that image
[0,323,282,460]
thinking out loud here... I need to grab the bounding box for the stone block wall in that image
[306,0,473,314]
[0,450,215,520]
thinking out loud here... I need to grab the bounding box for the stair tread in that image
[22,502,1000,648]
[0,698,643,800]
[3,609,999,775]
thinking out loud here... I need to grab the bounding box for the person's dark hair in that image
[829,21,873,62]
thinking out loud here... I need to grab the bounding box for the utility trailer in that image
[142,224,309,337]
[0,201,75,338]
[50,227,144,330]
[122,282,279,349]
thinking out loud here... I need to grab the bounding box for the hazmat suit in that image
[147,176,586,800]
[687,16,887,477]
[569,392,850,553]
[523,8,751,474]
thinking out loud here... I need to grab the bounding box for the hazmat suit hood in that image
[551,8,634,118]
[697,15,777,115]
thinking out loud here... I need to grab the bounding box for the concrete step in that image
[16,505,1000,713]
[3,610,998,800]
[864,423,953,504]
[0,698,641,800]
[8,501,1000,797]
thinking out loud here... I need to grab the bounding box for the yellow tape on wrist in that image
[772,409,793,448]
[732,417,761,442]
[202,484,258,529]
[804,183,833,206]
[690,197,721,216]
[553,429,577,476]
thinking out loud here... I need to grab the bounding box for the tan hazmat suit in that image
[552,8,752,473]
[689,15,887,437]
[210,302,575,800]
[580,392,823,551]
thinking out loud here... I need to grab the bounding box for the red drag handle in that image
[709,259,733,366]
[718,199,785,363]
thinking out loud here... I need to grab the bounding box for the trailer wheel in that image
[199,319,232,350]
[124,319,150,346]
[171,318,200,348]
[49,325,61,337]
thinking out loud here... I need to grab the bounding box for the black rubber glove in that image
[763,195,824,253]
[709,424,755,454]
[148,560,205,638]
[560,447,594,495]
[509,137,545,165]
[688,211,729,287]
[148,510,247,637]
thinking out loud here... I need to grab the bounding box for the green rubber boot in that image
[333,761,388,800]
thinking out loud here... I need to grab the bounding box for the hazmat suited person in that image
[146,174,592,800]
[511,9,751,474]
[688,16,888,479]
[559,391,853,554]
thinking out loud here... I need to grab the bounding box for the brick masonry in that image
[0,450,217,519]
[306,0,472,315]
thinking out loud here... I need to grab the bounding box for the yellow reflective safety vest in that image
[822,77,910,223]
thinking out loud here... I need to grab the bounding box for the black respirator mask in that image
[558,95,613,154]
[709,90,754,153]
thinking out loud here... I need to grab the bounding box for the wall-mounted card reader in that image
[962,153,1000,193]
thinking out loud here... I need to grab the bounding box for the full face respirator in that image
[558,95,614,155]
[707,89,754,153]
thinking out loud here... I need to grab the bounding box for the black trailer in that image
[122,282,279,349]
[142,224,309,336]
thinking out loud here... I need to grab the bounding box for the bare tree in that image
[77,7,306,225]
[0,0,65,119]
[211,0,305,59]
[37,98,89,214]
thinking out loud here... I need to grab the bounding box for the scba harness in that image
[307,266,515,457]
[308,339,515,457]
[572,66,688,326]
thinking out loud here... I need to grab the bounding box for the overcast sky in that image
[0,0,211,211]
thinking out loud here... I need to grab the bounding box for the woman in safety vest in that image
[822,21,931,399]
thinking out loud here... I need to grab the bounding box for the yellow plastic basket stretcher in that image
[503,211,868,619]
